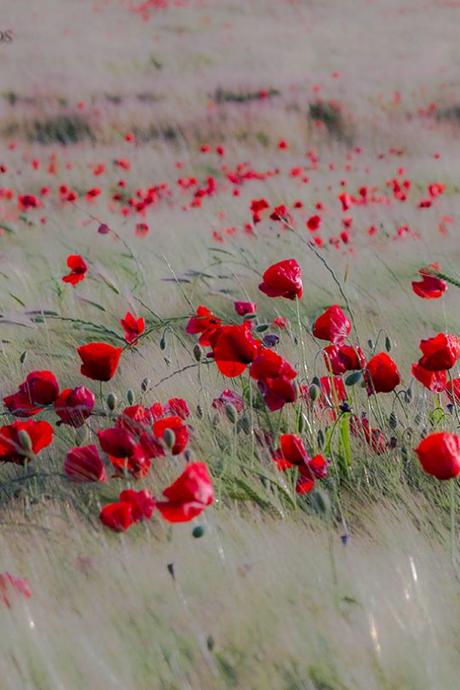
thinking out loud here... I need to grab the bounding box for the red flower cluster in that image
[273,434,329,494]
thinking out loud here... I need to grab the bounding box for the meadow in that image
[1,0,460,688]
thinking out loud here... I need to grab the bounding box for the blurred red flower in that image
[416,432,460,480]
[313,305,351,344]
[0,420,53,464]
[412,264,447,299]
[418,334,460,371]
[157,462,214,523]
[64,444,107,483]
[120,312,145,344]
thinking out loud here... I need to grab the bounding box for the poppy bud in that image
[239,414,251,435]
[345,370,362,386]
[19,351,27,364]
[225,403,238,424]
[193,343,203,362]
[311,375,320,387]
[163,428,176,450]
[308,384,319,401]
[160,335,167,351]
[196,404,203,419]
[388,413,397,429]
[255,323,269,333]
[106,393,117,411]
[212,414,220,427]
[192,525,205,538]
[317,429,325,448]
[141,377,150,392]
[17,430,32,453]
[367,339,374,349]
[184,449,192,463]
[385,336,392,352]
[127,389,135,405]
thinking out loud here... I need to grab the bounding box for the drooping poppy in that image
[120,312,145,344]
[0,420,53,464]
[77,342,122,381]
[64,444,107,482]
[249,348,297,382]
[156,462,214,523]
[415,432,460,480]
[412,264,447,299]
[418,334,460,371]
[365,352,401,394]
[62,254,88,285]
[259,259,303,300]
[258,376,297,411]
[312,305,351,345]
[55,386,95,427]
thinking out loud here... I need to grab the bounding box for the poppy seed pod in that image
[163,428,176,450]
[106,393,117,411]
[225,403,238,424]
[17,430,32,453]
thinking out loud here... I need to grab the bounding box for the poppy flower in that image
[234,301,256,316]
[250,198,270,224]
[412,265,447,300]
[418,334,460,371]
[153,416,189,455]
[120,311,145,344]
[259,376,297,411]
[259,259,303,300]
[0,573,31,608]
[117,404,153,433]
[77,342,122,381]
[312,305,351,345]
[100,502,134,531]
[62,254,88,285]
[4,370,59,417]
[365,352,401,394]
[186,305,222,346]
[98,427,139,459]
[250,348,297,382]
[119,489,155,521]
[156,462,214,523]
[210,323,260,377]
[0,420,53,464]
[212,389,244,413]
[165,398,190,420]
[319,376,347,405]
[411,363,447,392]
[350,415,387,455]
[415,432,460,480]
[295,465,315,494]
[55,386,95,427]
[277,434,309,468]
[306,215,321,232]
[64,445,107,482]
[445,378,460,404]
[323,343,366,375]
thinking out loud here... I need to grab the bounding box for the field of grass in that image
[1,1,460,688]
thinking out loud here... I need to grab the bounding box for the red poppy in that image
[100,502,134,531]
[313,305,351,344]
[234,301,256,316]
[250,198,270,224]
[165,398,190,420]
[278,434,309,467]
[350,415,387,455]
[306,215,321,232]
[365,352,401,394]
[416,432,460,480]
[0,420,53,464]
[445,378,460,404]
[210,323,260,377]
[77,342,122,381]
[98,427,139,459]
[323,343,365,375]
[120,311,145,344]
[4,370,59,417]
[64,445,107,483]
[212,389,244,413]
[153,416,189,455]
[55,386,95,427]
[411,363,447,392]
[117,404,153,433]
[418,334,460,371]
[0,573,31,608]
[295,465,315,494]
[412,265,447,300]
[119,489,155,521]
[319,376,347,405]
[259,376,297,411]
[157,462,214,523]
[259,259,303,300]
[186,305,222,346]
[250,348,297,382]
[62,254,88,285]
